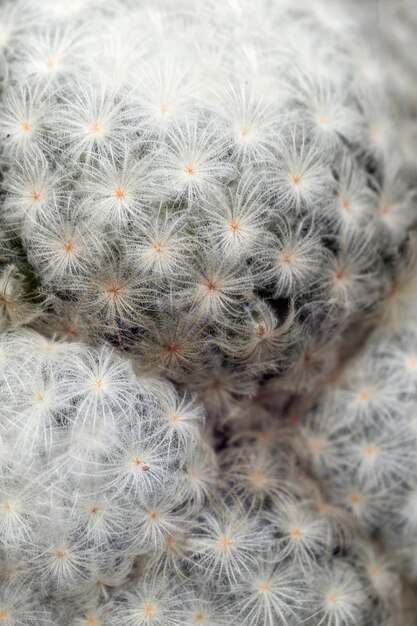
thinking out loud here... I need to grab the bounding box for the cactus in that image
[0,0,417,624]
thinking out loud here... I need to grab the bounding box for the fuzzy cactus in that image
[0,330,213,613]
[0,0,416,410]
[1,331,414,623]
[289,261,417,589]
[0,0,417,624]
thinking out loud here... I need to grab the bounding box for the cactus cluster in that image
[1,328,414,624]
[0,0,417,624]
